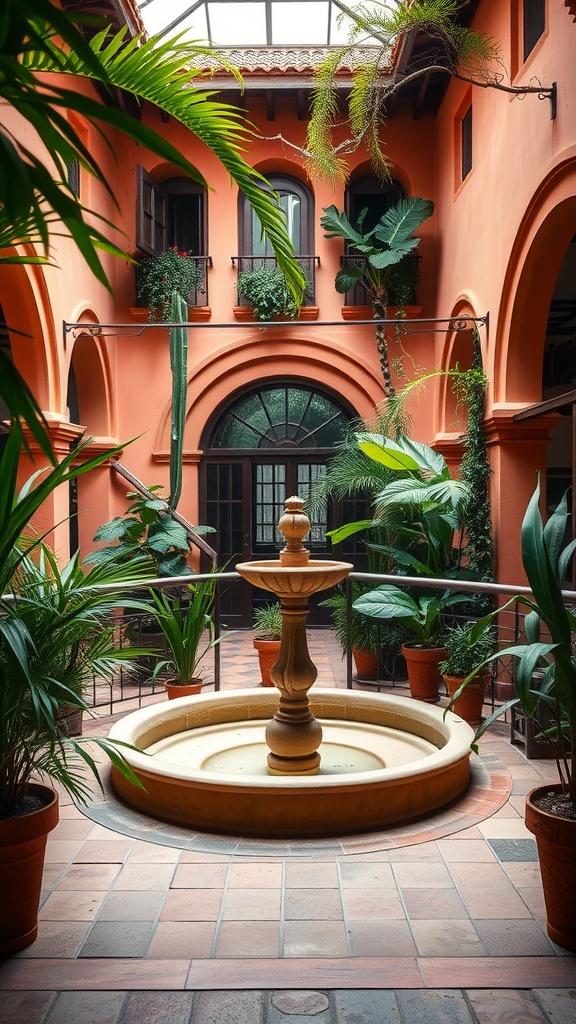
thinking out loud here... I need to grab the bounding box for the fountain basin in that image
[236,559,353,596]
[109,689,474,838]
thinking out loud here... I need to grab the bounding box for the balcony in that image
[231,255,319,319]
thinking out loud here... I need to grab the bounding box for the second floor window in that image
[136,167,207,256]
[461,105,473,181]
[523,0,545,61]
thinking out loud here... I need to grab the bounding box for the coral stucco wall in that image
[2,1,576,586]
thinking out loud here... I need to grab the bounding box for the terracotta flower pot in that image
[253,638,281,686]
[352,647,378,680]
[401,643,446,702]
[0,783,59,955]
[164,678,203,699]
[525,784,576,952]
[444,673,490,727]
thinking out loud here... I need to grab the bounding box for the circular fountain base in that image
[109,689,474,838]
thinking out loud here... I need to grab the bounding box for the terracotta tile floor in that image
[1,630,575,1023]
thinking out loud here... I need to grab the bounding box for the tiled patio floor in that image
[1,630,575,1023]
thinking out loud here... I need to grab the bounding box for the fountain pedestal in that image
[237,496,352,775]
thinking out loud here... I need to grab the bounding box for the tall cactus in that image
[168,291,188,510]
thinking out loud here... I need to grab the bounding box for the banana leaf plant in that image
[321,197,434,395]
[327,433,471,581]
[353,585,469,647]
[0,1,304,303]
[455,478,576,804]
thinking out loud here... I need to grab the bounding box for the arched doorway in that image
[200,381,358,626]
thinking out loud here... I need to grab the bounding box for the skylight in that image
[137,0,389,48]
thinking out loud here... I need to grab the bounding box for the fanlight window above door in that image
[210,385,350,449]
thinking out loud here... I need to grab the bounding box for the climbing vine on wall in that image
[451,327,494,589]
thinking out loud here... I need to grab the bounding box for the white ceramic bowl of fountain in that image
[108,688,475,838]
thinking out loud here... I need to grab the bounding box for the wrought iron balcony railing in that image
[231,255,319,306]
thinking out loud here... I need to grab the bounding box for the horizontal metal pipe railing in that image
[4,564,575,718]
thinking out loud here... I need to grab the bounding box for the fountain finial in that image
[278,495,310,567]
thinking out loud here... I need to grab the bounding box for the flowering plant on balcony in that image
[137,247,204,321]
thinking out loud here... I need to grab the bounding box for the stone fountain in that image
[109,498,474,838]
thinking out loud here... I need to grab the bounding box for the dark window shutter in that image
[136,166,166,254]
[523,0,545,60]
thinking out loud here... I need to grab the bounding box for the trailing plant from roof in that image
[137,248,204,322]
[305,1,549,185]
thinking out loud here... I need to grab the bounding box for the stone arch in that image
[67,310,114,438]
[154,331,385,457]
[496,152,576,405]
[0,263,58,410]
[438,299,483,437]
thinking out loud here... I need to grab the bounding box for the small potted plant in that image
[322,586,406,681]
[137,247,204,321]
[439,621,495,726]
[253,602,282,686]
[465,479,576,951]
[353,586,469,702]
[149,577,218,698]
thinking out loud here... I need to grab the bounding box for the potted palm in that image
[0,423,147,955]
[253,602,282,686]
[149,576,218,697]
[464,479,576,951]
[353,586,469,701]
[439,622,495,726]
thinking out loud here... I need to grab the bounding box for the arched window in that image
[240,175,312,257]
[237,175,316,302]
[136,169,207,256]
[343,174,415,306]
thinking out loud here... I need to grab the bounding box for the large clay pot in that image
[253,638,281,687]
[525,784,576,952]
[444,673,490,727]
[0,783,59,955]
[164,678,203,699]
[401,643,446,702]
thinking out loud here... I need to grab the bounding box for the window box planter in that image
[233,306,319,322]
[130,307,212,323]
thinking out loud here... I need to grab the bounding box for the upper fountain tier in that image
[236,495,352,595]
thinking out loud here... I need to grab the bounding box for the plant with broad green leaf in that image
[327,432,471,581]
[0,541,149,817]
[86,486,214,578]
[460,478,576,804]
[321,198,433,395]
[149,576,219,686]
[353,585,469,647]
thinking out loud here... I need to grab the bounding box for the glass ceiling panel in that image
[137,0,388,48]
